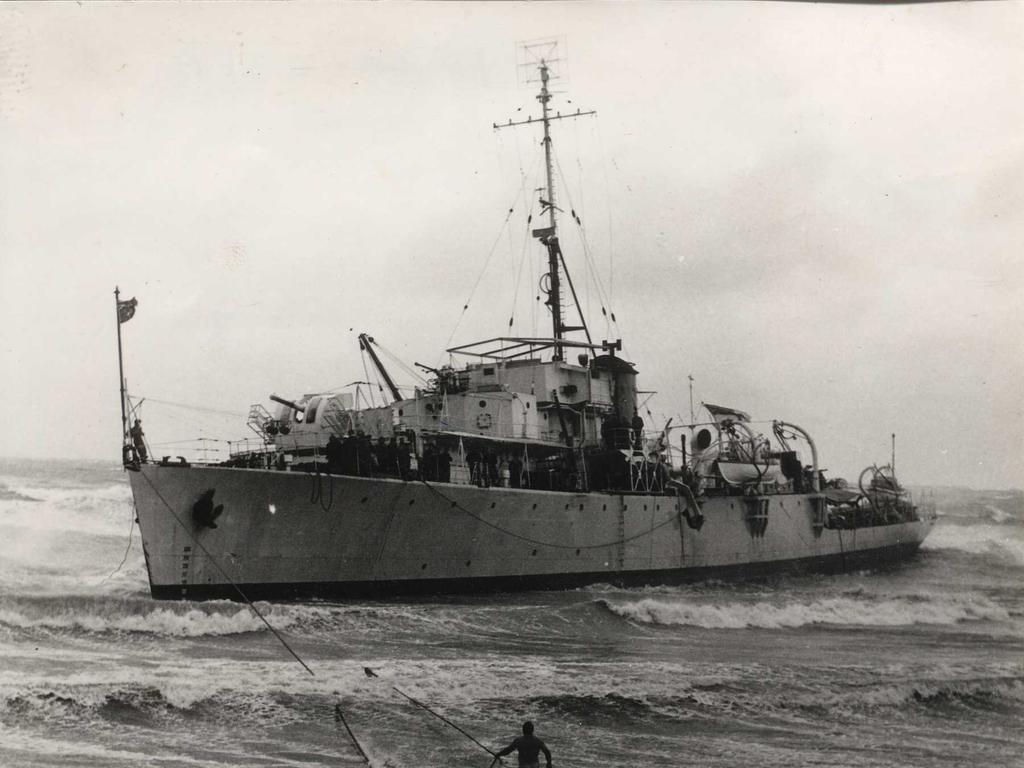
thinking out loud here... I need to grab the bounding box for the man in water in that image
[495,721,552,768]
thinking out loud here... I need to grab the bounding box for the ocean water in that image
[0,457,1021,768]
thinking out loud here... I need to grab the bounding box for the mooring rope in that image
[97,508,136,586]
[392,683,500,759]
[334,704,372,765]
[132,467,521,766]
[136,469,314,674]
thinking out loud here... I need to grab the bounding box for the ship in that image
[119,44,934,602]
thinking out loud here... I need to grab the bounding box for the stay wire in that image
[553,150,618,330]
[508,197,537,336]
[139,396,248,419]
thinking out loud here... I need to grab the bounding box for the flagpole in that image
[688,375,695,425]
[115,286,128,458]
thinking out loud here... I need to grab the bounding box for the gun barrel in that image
[270,394,305,412]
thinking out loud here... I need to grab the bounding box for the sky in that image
[1,2,1021,489]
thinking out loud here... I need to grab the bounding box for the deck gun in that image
[269,394,306,414]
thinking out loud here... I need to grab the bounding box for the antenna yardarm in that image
[493,39,595,362]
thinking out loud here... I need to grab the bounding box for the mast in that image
[115,286,128,455]
[494,40,595,363]
[537,60,565,359]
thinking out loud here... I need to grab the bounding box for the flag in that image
[703,402,750,424]
[118,297,138,324]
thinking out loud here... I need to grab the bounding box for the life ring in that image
[476,413,493,429]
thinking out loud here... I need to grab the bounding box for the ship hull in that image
[128,464,933,601]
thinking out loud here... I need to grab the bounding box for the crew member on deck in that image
[631,409,644,450]
[437,448,451,483]
[496,721,552,768]
[129,419,148,463]
[326,434,343,474]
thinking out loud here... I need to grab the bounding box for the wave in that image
[522,675,1024,725]
[595,592,1010,629]
[0,596,310,637]
[0,483,41,502]
[0,684,308,733]
[923,523,1024,566]
[805,676,1024,716]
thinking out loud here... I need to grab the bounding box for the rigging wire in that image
[552,150,620,339]
[372,339,428,387]
[594,119,616,326]
[572,114,591,321]
[441,148,542,363]
[138,397,247,419]
[359,347,379,408]
[508,196,538,337]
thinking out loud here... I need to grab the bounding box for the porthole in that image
[479,400,487,408]
[421,563,428,570]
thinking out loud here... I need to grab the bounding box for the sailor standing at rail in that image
[129,419,148,463]
[495,721,552,768]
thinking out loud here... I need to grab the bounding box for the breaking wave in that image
[0,596,308,637]
[923,523,1024,566]
[0,482,41,502]
[595,593,1010,629]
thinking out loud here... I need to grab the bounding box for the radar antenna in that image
[494,38,595,362]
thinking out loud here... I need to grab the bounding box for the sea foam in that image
[596,593,1010,629]
[0,598,306,637]
[923,522,1024,566]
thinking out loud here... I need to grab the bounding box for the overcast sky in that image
[1,2,1021,489]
